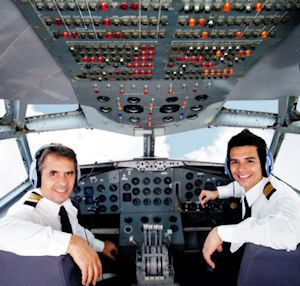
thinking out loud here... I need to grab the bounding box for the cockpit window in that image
[159,127,274,163]
[0,139,27,198]
[0,99,5,117]
[273,133,300,191]
[224,100,278,113]
[27,129,143,164]
[26,104,79,116]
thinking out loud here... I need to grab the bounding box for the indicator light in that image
[256,3,263,12]
[198,18,206,26]
[106,32,113,39]
[100,2,108,10]
[245,50,252,57]
[188,18,196,27]
[131,3,139,10]
[261,31,268,38]
[201,31,209,39]
[235,31,243,39]
[61,31,69,39]
[223,3,231,12]
[120,2,128,10]
[103,18,110,26]
[114,32,122,39]
[55,18,62,25]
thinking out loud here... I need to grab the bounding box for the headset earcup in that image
[224,157,232,180]
[29,160,38,188]
[265,149,273,177]
[76,165,81,184]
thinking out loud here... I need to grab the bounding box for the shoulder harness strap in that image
[24,191,43,207]
[263,182,277,200]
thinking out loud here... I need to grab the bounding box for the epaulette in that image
[263,182,277,200]
[24,191,43,207]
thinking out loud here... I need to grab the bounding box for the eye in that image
[67,171,75,177]
[50,171,57,176]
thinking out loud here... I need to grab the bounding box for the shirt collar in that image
[244,177,270,206]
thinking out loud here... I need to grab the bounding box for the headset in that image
[29,143,81,188]
[224,147,273,180]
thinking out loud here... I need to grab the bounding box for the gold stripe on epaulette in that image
[263,182,276,200]
[24,191,43,207]
[27,192,43,203]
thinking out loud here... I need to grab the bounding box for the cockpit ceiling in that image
[0,0,300,135]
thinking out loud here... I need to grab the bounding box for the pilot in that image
[199,129,300,270]
[0,143,118,286]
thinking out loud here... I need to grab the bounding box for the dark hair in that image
[35,143,78,187]
[226,129,268,177]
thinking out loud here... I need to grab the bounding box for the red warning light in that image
[106,32,113,39]
[131,3,139,10]
[103,18,110,26]
[71,32,77,39]
[61,31,69,39]
[120,2,128,10]
[100,2,108,10]
[55,18,62,25]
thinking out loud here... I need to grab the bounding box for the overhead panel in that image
[14,0,300,132]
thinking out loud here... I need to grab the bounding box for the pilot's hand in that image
[103,240,118,260]
[202,227,223,269]
[67,235,102,286]
[199,190,219,208]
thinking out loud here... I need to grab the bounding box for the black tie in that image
[243,197,251,219]
[59,206,73,234]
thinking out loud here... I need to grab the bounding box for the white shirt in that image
[217,177,300,252]
[0,189,104,256]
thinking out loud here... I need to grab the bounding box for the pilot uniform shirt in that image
[0,188,104,256]
[216,177,300,252]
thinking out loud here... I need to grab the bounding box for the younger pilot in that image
[199,129,300,269]
[0,143,118,286]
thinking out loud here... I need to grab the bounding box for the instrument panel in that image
[72,159,240,247]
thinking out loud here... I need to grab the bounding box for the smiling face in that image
[39,153,76,204]
[229,145,263,192]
